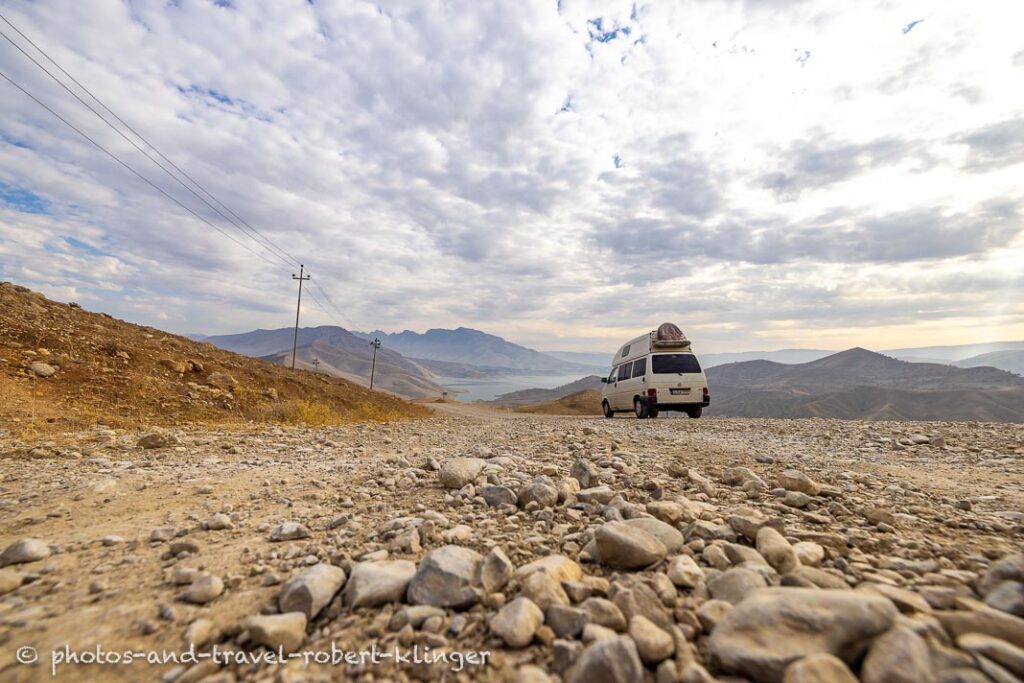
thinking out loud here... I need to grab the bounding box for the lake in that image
[435,374,595,402]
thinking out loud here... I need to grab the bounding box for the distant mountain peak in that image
[805,347,902,368]
[832,346,884,357]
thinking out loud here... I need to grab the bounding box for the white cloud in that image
[0,0,1022,354]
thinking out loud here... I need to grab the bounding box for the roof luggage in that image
[651,322,691,349]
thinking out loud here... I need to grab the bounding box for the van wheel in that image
[648,407,659,418]
[602,400,614,419]
[634,398,649,419]
[686,406,702,419]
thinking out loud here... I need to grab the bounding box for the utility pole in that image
[290,265,310,371]
[369,338,381,390]
[312,358,320,373]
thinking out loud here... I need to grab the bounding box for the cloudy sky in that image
[1,0,1022,354]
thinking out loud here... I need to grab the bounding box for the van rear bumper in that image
[647,398,710,410]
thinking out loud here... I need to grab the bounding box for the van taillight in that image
[647,388,657,401]
[703,387,709,399]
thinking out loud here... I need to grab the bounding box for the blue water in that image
[435,374,593,402]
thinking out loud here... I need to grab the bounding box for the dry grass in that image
[249,398,414,426]
[516,389,603,415]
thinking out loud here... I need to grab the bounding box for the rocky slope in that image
[0,283,425,435]
[1,409,1021,682]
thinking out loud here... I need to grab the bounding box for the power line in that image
[0,14,366,334]
[304,284,357,332]
[0,16,300,270]
[0,67,284,268]
[1,63,365,331]
[310,276,359,329]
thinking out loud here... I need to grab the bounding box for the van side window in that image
[617,363,632,382]
[621,345,630,357]
[607,369,617,383]
[631,357,646,378]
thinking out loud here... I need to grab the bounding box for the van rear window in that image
[652,354,702,374]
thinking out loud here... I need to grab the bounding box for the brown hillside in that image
[516,388,603,415]
[0,282,426,436]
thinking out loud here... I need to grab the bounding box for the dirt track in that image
[0,409,1021,682]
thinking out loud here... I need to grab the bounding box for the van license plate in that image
[670,388,690,395]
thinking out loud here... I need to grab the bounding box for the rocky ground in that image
[1,407,1022,682]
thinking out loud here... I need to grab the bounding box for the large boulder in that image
[565,636,644,683]
[279,564,346,618]
[438,457,486,489]
[707,588,898,682]
[783,654,857,683]
[516,555,583,584]
[609,578,673,631]
[570,458,595,488]
[978,553,1024,596]
[628,614,674,665]
[756,527,799,575]
[578,485,616,505]
[707,567,769,605]
[27,362,57,377]
[622,517,684,553]
[345,560,416,608]
[777,470,820,496]
[477,547,514,593]
[481,485,518,507]
[0,539,50,566]
[138,432,178,449]
[860,624,933,683]
[519,476,559,508]
[244,613,307,654]
[490,597,544,648]
[595,521,667,570]
[182,573,224,604]
[407,545,482,608]
[935,609,1024,649]
[269,522,310,542]
[668,555,704,588]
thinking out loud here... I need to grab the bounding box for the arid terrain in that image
[1,404,1022,682]
[0,283,425,437]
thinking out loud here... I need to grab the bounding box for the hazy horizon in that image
[1,1,1022,354]
[134,312,1024,359]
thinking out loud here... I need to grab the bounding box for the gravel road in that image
[1,409,1022,682]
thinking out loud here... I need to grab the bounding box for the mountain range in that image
[539,342,1024,376]
[705,347,1024,422]
[698,342,1024,373]
[353,327,592,374]
[203,326,450,398]
[202,325,596,399]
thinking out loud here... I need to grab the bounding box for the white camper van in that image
[600,323,710,419]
